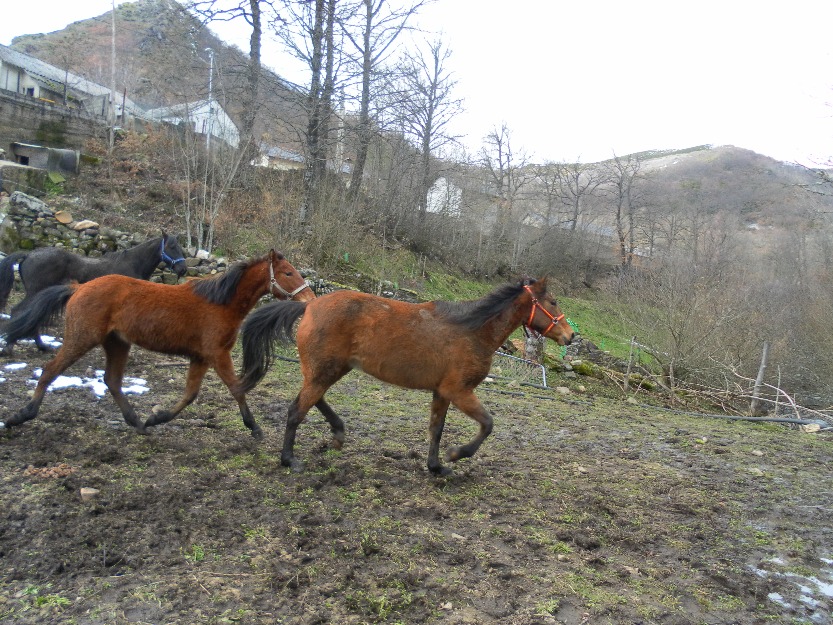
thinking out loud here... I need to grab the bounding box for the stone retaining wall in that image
[0,191,223,280]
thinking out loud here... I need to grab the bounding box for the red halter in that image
[523,285,564,336]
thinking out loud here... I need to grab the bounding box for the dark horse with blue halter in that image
[0,233,187,355]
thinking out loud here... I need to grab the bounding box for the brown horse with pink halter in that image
[238,277,574,475]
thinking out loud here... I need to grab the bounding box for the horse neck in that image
[229,260,272,315]
[478,294,531,350]
[123,237,162,279]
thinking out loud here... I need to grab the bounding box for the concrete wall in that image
[0,90,107,151]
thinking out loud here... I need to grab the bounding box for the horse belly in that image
[350,347,444,391]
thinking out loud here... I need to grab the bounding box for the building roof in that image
[0,44,146,117]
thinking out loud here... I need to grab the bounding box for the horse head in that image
[523,278,575,345]
[160,232,188,278]
[267,249,315,302]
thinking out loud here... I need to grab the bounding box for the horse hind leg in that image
[2,340,92,429]
[101,334,144,433]
[282,357,351,471]
[282,382,336,472]
[315,399,345,449]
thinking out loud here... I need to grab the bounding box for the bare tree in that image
[480,123,534,272]
[393,37,462,222]
[342,0,427,204]
[273,0,347,223]
[187,1,280,146]
[606,153,643,268]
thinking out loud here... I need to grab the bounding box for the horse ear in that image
[161,230,168,241]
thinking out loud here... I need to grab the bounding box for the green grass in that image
[558,296,632,359]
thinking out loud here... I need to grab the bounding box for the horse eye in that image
[285,272,293,277]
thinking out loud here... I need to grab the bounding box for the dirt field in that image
[1,337,832,625]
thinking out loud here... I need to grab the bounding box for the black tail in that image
[238,300,308,393]
[0,251,29,311]
[1,284,74,347]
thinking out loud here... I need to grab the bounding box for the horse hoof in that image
[251,427,263,440]
[282,457,305,473]
[331,437,343,450]
[429,464,453,476]
[445,446,462,462]
[135,425,149,435]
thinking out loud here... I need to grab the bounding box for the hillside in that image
[638,144,831,226]
[9,0,306,151]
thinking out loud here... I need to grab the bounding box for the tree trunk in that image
[750,341,770,416]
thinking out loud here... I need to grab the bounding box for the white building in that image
[145,99,240,149]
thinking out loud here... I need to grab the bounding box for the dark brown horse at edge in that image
[238,277,574,475]
[0,250,314,438]
[0,232,188,355]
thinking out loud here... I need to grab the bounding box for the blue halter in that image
[160,238,185,268]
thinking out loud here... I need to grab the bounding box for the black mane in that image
[434,279,534,330]
[191,255,263,305]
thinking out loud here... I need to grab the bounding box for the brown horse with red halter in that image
[0,250,314,437]
[238,277,574,475]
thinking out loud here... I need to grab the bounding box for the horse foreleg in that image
[427,392,451,475]
[102,334,143,432]
[213,353,262,439]
[445,391,493,466]
[144,358,209,430]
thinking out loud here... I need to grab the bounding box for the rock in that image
[54,210,73,224]
[80,487,100,502]
[73,219,99,230]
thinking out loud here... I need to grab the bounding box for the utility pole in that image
[109,0,117,153]
[205,47,214,153]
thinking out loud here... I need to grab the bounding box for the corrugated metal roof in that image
[0,44,146,117]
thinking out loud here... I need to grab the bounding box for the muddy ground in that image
[0,335,832,625]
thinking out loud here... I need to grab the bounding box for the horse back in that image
[65,274,232,357]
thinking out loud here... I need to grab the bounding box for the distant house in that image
[426,177,462,216]
[0,44,145,122]
[253,145,305,170]
[145,99,240,149]
[253,144,352,175]
[10,142,79,175]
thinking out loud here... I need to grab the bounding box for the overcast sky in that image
[2,0,832,166]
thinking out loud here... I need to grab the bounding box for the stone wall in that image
[0,191,223,280]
